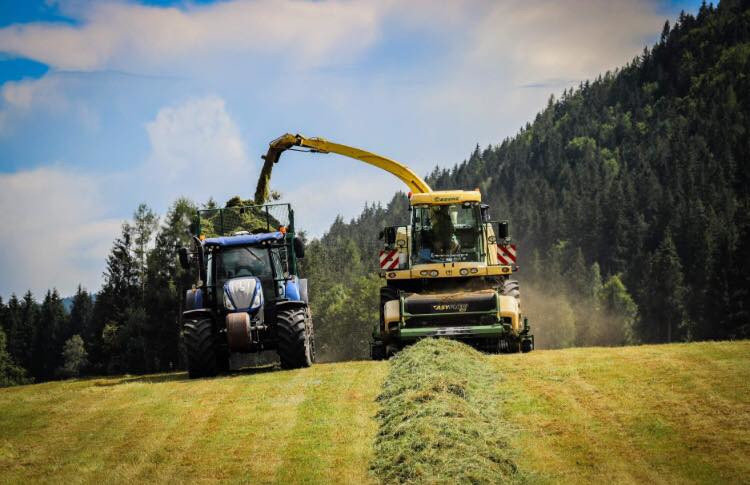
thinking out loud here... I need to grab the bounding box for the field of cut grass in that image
[0,341,748,484]
[493,341,750,484]
[0,361,387,483]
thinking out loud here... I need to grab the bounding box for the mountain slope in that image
[302,0,750,356]
[425,0,750,342]
[1,341,748,483]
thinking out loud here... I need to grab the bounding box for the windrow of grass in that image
[371,339,519,484]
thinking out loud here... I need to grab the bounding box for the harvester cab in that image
[178,203,314,378]
[257,133,534,359]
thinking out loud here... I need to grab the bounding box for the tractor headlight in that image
[250,281,263,310]
[224,291,235,310]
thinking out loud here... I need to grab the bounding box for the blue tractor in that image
[178,203,314,378]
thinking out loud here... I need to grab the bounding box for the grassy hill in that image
[1,341,748,484]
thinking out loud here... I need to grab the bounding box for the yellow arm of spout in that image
[255,133,432,204]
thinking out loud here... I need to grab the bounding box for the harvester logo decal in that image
[497,244,517,265]
[379,249,400,270]
[432,303,469,312]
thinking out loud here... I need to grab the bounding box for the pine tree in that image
[641,233,688,343]
[0,326,29,387]
[69,285,94,345]
[33,289,68,380]
[143,198,197,371]
[132,203,159,297]
[90,223,139,373]
[11,291,38,372]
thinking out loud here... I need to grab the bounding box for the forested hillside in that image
[307,0,750,355]
[0,1,748,384]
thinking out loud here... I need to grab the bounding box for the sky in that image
[0,0,703,298]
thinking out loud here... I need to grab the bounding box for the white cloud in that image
[0,75,99,136]
[0,0,383,72]
[0,167,121,298]
[142,95,254,208]
[467,0,662,84]
[286,171,404,237]
[1,76,63,112]
[0,95,251,298]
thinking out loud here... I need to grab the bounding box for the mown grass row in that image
[370,339,520,484]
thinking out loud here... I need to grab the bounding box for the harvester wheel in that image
[277,307,314,369]
[184,319,218,378]
[371,342,386,360]
[521,339,533,353]
[501,279,520,300]
[379,286,400,333]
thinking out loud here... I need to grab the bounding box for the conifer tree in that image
[33,289,68,380]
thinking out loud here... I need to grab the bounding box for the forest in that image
[1,0,748,385]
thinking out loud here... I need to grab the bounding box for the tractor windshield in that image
[216,246,272,281]
[411,203,483,264]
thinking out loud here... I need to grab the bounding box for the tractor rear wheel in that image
[184,319,218,378]
[277,307,314,369]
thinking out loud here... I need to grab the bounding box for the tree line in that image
[0,200,196,385]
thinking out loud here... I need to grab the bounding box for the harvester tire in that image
[521,338,533,353]
[277,307,314,369]
[379,286,400,332]
[185,319,218,379]
[371,342,386,360]
[501,279,520,300]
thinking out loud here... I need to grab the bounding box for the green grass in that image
[0,362,387,484]
[492,341,750,484]
[1,341,748,484]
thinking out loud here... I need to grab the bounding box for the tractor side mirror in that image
[192,236,207,284]
[497,221,509,239]
[293,236,305,259]
[178,247,190,269]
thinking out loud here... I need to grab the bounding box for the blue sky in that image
[0,0,703,298]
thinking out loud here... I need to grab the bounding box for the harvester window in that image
[412,204,482,263]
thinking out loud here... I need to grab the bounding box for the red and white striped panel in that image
[379,249,400,270]
[497,244,517,265]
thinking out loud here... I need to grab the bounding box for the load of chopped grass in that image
[197,197,284,237]
[371,339,519,484]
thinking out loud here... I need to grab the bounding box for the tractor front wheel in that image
[277,307,315,369]
[184,319,218,379]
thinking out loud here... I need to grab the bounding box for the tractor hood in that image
[223,277,264,312]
